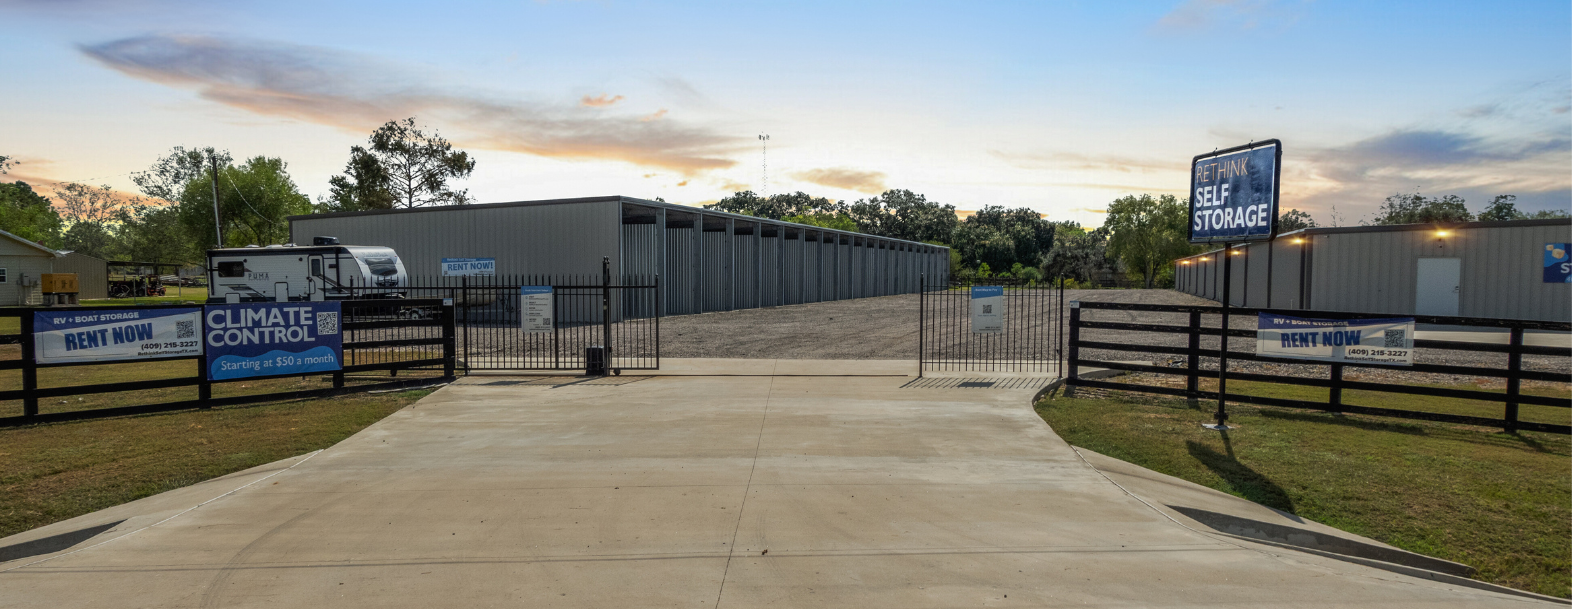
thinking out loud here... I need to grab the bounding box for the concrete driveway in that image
[0,368,1554,607]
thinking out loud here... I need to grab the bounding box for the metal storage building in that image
[0,229,58,306]
[288,196,951,315]
[1173,218,1572,322]
[55,252,108,300]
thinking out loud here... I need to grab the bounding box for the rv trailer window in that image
[310,259,323,277]
[216,261,246,277]
[365,257,399,276]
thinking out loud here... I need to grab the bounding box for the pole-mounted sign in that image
[1188,139,1282,431]
[1189,140,1282,244]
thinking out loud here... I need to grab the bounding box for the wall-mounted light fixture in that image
[1436,230,1450,238]
[1292,237,1304,244]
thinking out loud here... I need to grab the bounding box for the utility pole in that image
[758,134,769,196]
[208,150,223,247]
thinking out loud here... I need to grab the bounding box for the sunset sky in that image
[3,0,1569,227]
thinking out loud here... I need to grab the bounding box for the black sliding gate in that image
[917,278,1066,376]
[350,265,659,373]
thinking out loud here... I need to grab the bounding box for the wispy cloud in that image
[989,149,1174,173]
[580,93,623,107]
[788,167,887,194]
[80,35,744,175]
[640,109,668,122]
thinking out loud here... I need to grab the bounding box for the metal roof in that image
[287,195,948,250]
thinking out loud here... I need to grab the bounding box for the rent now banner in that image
[441,257,496,277]
[205,302,342,380]
[1256,313,1415,366]
[34,308,203,364]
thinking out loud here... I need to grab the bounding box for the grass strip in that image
[0,389,431,541]
[1036,379,1571,598]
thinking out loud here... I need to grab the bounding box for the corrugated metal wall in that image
[56,252,108,299]
[291,196,953,318]
[1173,220,1572,321]
[292,199,622,278]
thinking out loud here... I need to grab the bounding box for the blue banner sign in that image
[1189,140,1281,244]
[1545,243,1571,283]
[205,302,342,380]
[441,257,496,277]
[34,308,203,364]
[1256,313,1413,366]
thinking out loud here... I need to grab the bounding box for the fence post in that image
[1328,363,1344,413]
[602,256,612,370]
[460,276,469,373]
[1066,302,1080,388]
[918,273,925,378]
[443,298,457,379]
[1505,327,1523,433]
[197,351,212,406]
[21,311,37,418]
[1186,310,1201,399]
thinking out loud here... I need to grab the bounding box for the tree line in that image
[1,132,1565,286]
[0,118,472,265]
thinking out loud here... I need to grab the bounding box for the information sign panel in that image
[441,258,496,277]
[1544,243,1571,283]
[1189,140,1282,244]
[204,302,342,380]
[971,286,1004,334]
[34,308,203,364]
[1256,313,1414,366]
[521,286,553,333]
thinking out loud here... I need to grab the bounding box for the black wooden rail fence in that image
[1067,301,1571,434]
[0,299,455,427]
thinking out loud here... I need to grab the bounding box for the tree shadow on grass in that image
[1185,434,1295,513]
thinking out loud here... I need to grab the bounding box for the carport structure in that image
[290,196,952,316]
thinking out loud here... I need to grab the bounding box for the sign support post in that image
[1187,139,1282,432]
[1208,242,1233,430]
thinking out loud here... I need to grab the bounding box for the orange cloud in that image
[81,36,744,175]
[677,180,689,187]
[788,167,887,194]
[580,93,624,107]
[640,109,668,122]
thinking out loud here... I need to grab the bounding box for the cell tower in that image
[758,134,770,196]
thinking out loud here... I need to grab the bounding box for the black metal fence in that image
[918,277,1066,376]
[342,263,659,372]
[0,299,454,427]
[1067,301,1572,434]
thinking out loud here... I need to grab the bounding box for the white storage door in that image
[1415,258,1460,317]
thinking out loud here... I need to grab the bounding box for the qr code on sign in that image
[982,305,993,314]
[1384,328,1407,348]
[316,311,339,335]
[176,320,194,339]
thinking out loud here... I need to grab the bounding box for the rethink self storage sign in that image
[34,308,204,364]
[1189,140,1282,244]
[205,302,342,380]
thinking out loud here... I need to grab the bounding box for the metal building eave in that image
[614,196,949,251]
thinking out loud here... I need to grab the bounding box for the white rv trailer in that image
[206,237,408,303]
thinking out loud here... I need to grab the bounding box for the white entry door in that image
[1416,258,1460,316]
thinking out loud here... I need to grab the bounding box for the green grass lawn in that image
[79,285,206,306]
[1038,378,1571,598]
[0,388,432,541]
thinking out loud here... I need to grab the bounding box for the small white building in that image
[0,229,60,306]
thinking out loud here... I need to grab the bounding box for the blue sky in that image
[3,0,1568,227]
